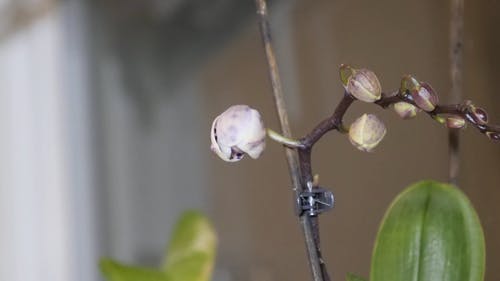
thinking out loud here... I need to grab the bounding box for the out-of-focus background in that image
[1,0,499,280]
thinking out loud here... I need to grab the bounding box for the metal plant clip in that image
[295,181,335,217]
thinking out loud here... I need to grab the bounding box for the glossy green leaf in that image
[100,259,169,281]
[371,180,485,281]
[346,272,366,281]
[162,211,217,281]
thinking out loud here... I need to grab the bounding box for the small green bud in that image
[410,82,439,112]
[446,116,466,129]
[393,102,420,119]
[340,66,382,103]
[432,115,446,124]
[348,114,386,152]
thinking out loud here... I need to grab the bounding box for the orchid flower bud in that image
[340,65,382,103]
[210,105,266,162]
[348,114,387,152]
[467,105,488,125]
[446,116,466,129]
[416,82,439,111]
[411,82,439,112]
[393,102,420,119]
[400,76,439,112]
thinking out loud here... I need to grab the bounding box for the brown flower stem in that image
[449,0,464,185]
[254,0,328,281]
[297,148,331,281]
[301,92,355,148]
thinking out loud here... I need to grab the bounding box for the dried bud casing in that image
[393,102,420,119]
[340,65,382,103]
[348,114,386,152]
[410,82,439,112]
[210,105,266,162]
[446,116,466,129]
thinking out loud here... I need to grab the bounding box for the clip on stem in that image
[296,182,335,217]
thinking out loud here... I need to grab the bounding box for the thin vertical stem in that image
[254,0,326,280]
[449,0,464,185]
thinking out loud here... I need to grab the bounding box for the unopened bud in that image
[446,116,466,129]
[486,131,500,141]
[348,114,386,152]
[410,82,439,112]
[210,105,266,162]
[340,65,382,103]
[393,102,419,119]
[467,106,488,125]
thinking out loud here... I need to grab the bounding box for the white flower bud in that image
[210,105,266,162]
[348,114,386,152]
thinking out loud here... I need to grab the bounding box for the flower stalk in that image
[248,1,500,281]
[267,129,305,149]
[254,1,329,281]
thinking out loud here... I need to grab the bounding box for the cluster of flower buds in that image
[210,105,266,162]
[461,102,500,141]
[340,64,382,103]
[400,75,439,112]
[431,114,467,129]
[338,65,387,151]
[210,70,499,161]
[462,101,500,140]
[348,114,387,152]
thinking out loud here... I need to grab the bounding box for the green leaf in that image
[100,259,169,281]
[162,211,217,281]
[99,210,217,281]
[346,272,367,281]
[371,180,485,281]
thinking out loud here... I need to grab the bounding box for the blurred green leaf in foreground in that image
[100,210,217,281]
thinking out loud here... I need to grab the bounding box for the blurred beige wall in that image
[202,0,500,280]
